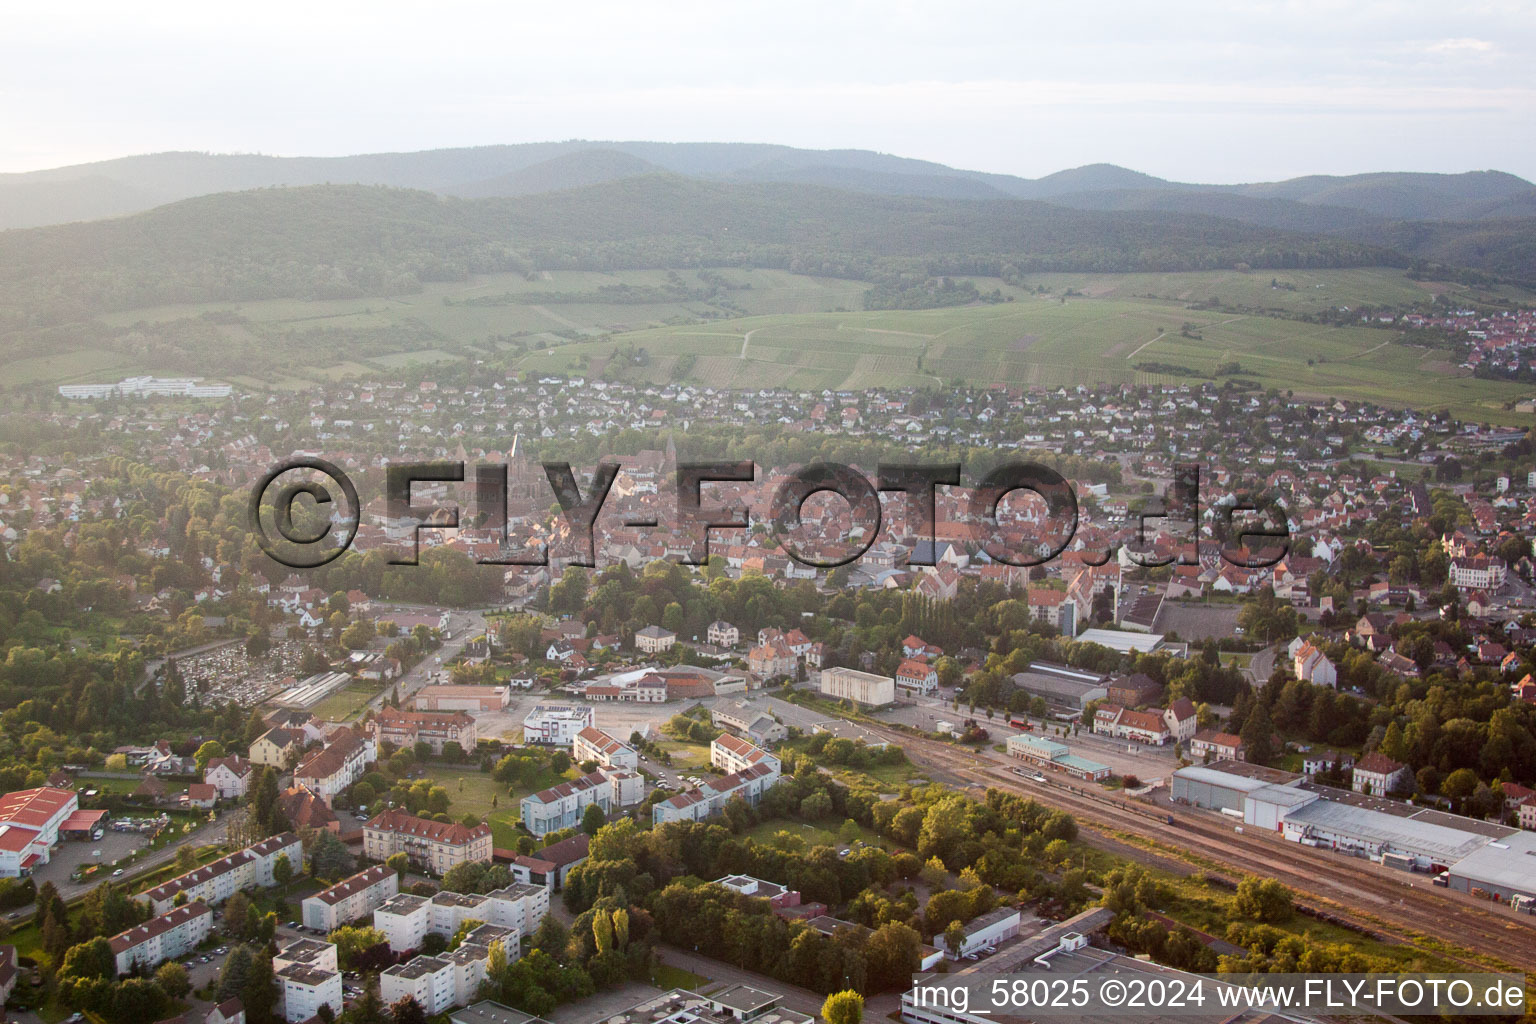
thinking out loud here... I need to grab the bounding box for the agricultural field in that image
[520,276,1534,422]
[50,265,1536,421]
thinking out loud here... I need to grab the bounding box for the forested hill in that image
[0,177,1400,322]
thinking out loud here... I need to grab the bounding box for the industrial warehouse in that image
[1171,761,1533,906]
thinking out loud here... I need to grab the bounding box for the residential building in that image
[301,864,400,932]
[142,833,304,914]
[249,727,306,768]
[634,625,676,654]
[1449,554,1507,592]
[711,701,786,746]
[1092,705,1171,745]
[364,810,492,875]
[1188,730,1246,763]
[521,704,594,746]
[706,621,740,647]
[507,833,590,891]
[572,727,638,770]
[747,639,796,680]
[650,763,778,825]
[1163,698,1198,743]
[277,958,342,1024]
[601,768,644,807]
[1352,752,1411,796]
[1292,642,1338,688]
[374,707,477,756]
[1025,587,1075,634]
[204,756,254,800]
[109,902,212,975]
[710,734,781,776]
[819,667,896,707]
[520,773,612,837]
[1105,673,1161,708]
[894,659,939,696]
[293,729,373,807]
[374,888,546,953]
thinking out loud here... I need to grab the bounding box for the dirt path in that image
[1125,330,1165,360]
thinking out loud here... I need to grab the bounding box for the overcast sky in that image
[4,0,1533,181]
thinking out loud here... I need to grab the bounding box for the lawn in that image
[655,740,712,768]
[422,764,569,848]
[311,682,384,721]
[651,963,712,991]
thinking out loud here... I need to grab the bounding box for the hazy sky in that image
[4,0,1534,181]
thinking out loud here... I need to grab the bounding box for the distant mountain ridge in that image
[2,142,1534,284]
[2,141,1531,230]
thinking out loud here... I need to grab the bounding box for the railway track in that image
[864,724,1536,973]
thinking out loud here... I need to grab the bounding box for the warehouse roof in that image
[1284,798,1492,862]
[1446,831,1536,898]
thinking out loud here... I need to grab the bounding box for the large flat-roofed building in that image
[604,988,812,1024]
[276,942,343,1024]
[819,667,895,707]
[1009,663,1107,712]
[1171,761,1517,873]
[450,1001,552,1024]
[413,685,510,713]
[109,902,212,975]
[142,833,304,915]
[374,886,548,953]
[943,907,1022,959]
[0,786,79,876]
[382,928,508,1014]
[1280,797,1498,869]
[1444,829,1536,902]
[364,810,492,874]
[301,863,400,932]
[521,704,594,746]
[1075,628,1167,655]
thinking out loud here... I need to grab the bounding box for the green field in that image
[423,764,569,848]
[518,278,1535,422]
[48,266,1536,421]
[310,682,384,721]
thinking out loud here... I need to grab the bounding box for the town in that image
[0,358,1529,1024]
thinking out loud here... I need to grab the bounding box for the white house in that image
[109,902,213,975]
[301,864,400,932]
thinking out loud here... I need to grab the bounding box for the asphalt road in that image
[364,605,489,712]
